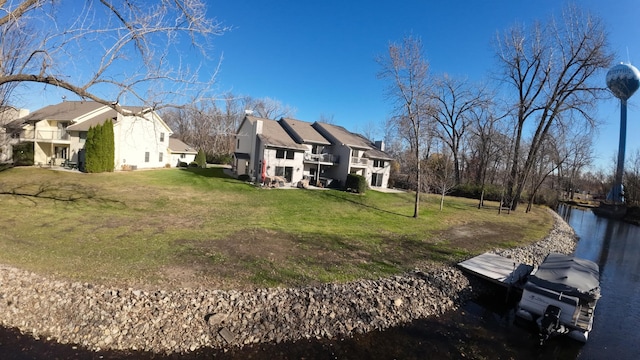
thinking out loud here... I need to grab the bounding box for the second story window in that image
[160,132,165,142]
[276,149,295,159]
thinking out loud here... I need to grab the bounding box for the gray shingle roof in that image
[313,122,372,149]
[168,137,197,154]
[20,101,106,122]
[65,109,118,131]
[246,116,307,151]
[279,118,331,145]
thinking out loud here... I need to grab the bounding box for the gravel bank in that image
[0,209,576,354]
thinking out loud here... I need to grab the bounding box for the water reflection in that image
[559,205,640,360]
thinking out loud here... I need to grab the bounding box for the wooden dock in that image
[458,252,533,288]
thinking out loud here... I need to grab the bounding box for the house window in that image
[79,132,87,143]
[373,160,385,168]
[159,152,163,162]
[145,152,150,162]
[237,139,240,149]
[180,153,186,159]
[160,132,165,142]
[276,149,294,159]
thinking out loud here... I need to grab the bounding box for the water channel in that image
[2,205,639,359]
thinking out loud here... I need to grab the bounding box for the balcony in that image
[304,153,338,164]
[34,130,70,142]
[350,157,368,166]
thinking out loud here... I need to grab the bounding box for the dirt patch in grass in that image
[436,223,512,252]
[160,223,516,290]
[169,229,376,290]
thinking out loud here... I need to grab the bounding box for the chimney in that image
[255,120,263,135]
[374,140,385,151]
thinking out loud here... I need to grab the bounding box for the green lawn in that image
[0,167,553,290]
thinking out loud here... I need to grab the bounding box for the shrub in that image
[189,162,198,168]
[346,174,367,194]
[209,153,233,165]
[85,119,114,173]
[12,142,34,166]
[176,161,188,168]
[451,183,503,202]
[238,174,251,182]
[195,149,207,168]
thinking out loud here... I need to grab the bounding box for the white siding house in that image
[234,115,307,184]
[233,115,393,189]
[168,137,198,166]
[13,101,172,170]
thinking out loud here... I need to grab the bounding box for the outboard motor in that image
[539,305,564,345]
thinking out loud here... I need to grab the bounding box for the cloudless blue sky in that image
[21,0,640,170]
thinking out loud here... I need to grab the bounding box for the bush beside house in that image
[12,142,34,166]
[85,119,115,173]
[346,174,367,194]
[194,149,207,168]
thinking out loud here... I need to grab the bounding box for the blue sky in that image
[20,0,640,171]
[210,0,640,171]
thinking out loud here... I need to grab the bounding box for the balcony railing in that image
[35,130,69,141]
[304,153,338,163]
[351,157,368,166]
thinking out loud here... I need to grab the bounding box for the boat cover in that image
[529,253,600,301]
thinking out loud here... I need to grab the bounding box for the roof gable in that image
[20,101,108,123]
[257,116,307,150]
[168,137,197,154]
[66,109,118,131]
[279,118,331,145]
[313,122,372,150]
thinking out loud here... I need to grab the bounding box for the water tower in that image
[604,63,640,207]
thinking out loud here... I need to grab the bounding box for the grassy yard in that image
[0,167,553,290]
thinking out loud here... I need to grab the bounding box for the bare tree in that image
[359,119,382,142]
[0,0,228,111]
[556,129,594,199]
[495,5,613,210]
[467,101,509,207]
[430,74,490,185]
[624,149,640,206]
[378,36,434,218]
[243,97,296,120]
[162,95,242,161]
[425,150,456,211]
[317,113,335,124]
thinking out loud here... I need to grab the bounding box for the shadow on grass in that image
[314,190,413,218]
[178,167,233,178]
[0,182,125,207]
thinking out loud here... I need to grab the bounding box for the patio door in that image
[284,166,293,183]
[371,173,383,187]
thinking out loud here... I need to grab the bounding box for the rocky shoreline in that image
[0,210,577,355]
